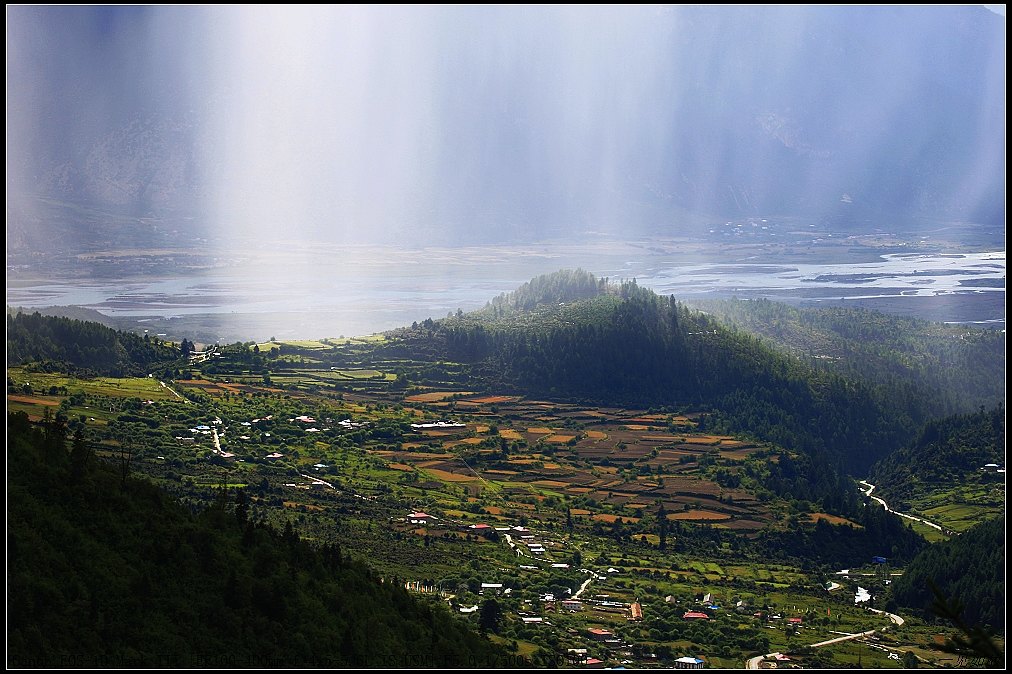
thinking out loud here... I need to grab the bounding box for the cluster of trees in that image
[888,517,1004,633]
[752,502,927,567]
[869,405,1005,502]
[7,311,178,376]
[7,412,513,668]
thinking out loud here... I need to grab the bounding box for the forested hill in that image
[685,298,1005,418]
[384,270,941,476]
[6,412,511,668]
[889,516,1005,632]
[6,310,177,376]
[868,405,1005,502]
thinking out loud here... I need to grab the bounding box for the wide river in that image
[7,238,1005,342]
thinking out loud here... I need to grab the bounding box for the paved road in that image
[159,380,190,403]
[745,607,906,668]
[859,480,947,534]
[572,574,594,600]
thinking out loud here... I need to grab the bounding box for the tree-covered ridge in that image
[385,271,935,479]
[685,298,1005,416]
[6,412,512,669]
[6,310,178,377]
[888,517,1004,633]
[868,405,1005,502]
[481,268,608,313]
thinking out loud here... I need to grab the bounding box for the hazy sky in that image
[6,5,1006,249]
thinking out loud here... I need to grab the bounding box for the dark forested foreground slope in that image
[6,311,179,377]
[889,517,1005,632]
[6,412,512,669]
[382,270,1003,480]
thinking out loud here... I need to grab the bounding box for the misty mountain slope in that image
[382,270,941,476]
[7,5,1005,249]
[684,298,1005,417]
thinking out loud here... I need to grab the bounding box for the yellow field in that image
[624,424,649,431]
[499,429,524,440]
[387,463,414,472]
[683,435,726,445]
[527,427,553,434]
[585,430,608,439]
[545,434,576,443]
[809,512,862,527]
[592,513,641,523]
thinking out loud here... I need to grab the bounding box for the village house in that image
[629,601,643,621]
[408,512,434,525]
[683,611,710,620]
[480,583,504,595]
[674,656,705,669]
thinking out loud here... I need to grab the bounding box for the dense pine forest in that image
[6,411,512,668]
[889,517,1005,632]
[7,311,178,377]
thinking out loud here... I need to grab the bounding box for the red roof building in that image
[683,611,710,620]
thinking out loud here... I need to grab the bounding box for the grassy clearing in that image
[8,369,175,401]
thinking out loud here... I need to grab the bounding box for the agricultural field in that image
[6,344,986,669]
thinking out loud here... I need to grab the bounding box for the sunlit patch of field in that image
[592,513,641,523]
[809,512,861,527]
[570,509,592,515]
[527,427,553,434]
[474,425,490,433]
[387,463,414,472]
[683,435,726,445]
[545,434,576,443]
[585,430,608,439]
[498,429,524,440]
[8,369,175,400]
[468,395,518,404]
[624,424,649,431]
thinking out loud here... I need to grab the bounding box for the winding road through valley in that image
[858,480,949,535]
